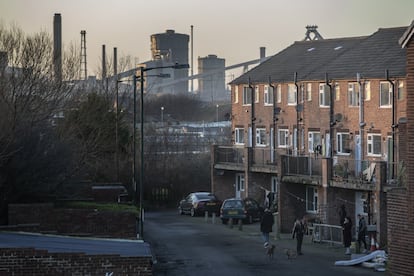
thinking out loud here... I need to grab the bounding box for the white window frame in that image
[235,128,245,145]
[276,84,281,103]
[236,174,245,191]
[256,128,267,147]
[308,131,321,153]
[348,83,360,107]
[319,83,330,107]
[364,81,371,101]
[277,129,289,148]
[306,83,312,101]
[398,81,404,100]
[334,83,340,101]
[255,86,259,103]
[380,81,392,107]
[367,133,382,156]
[336,132,351,155]
[242,86,252,105]
[264,85,274,106]
[287,84,297,105]
[306,186,318,213]
[234,86,239,103]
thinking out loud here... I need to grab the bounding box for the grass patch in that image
[59,201,139,214]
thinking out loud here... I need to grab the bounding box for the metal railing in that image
[215,146,244,164]
[281,154,322,177]
[312,223,343,245]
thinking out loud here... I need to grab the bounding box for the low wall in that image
[0,248,152,276]
[7,203,137,238]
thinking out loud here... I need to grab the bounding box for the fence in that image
[312,223,343,245]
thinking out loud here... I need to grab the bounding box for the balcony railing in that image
[281,154,322,177]
[252,147,277,166]
[332,157,386,185]
[214,146,244,164]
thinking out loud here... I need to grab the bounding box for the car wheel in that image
[190,208,196,217]
[179,207,184,215]
[248,215,253,224]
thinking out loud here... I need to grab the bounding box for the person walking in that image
[343,216,352,255]
[357,214,368,253]
[292,218,305,255]
[260,209,274,248]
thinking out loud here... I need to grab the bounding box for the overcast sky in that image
[1,0,413,77]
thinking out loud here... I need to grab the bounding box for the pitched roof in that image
[231,26,407,85]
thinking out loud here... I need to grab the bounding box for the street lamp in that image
[135,63,189,239]
[161,106,164,125]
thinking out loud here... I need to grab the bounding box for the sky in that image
[1,0,413,77]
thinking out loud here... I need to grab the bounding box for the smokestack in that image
[53,13,62,81]
[260,47,266,60]
[80,30,87,80]
[102,44,106,87]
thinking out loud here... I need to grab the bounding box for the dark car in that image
[220,197,264,224]
[178,192,222,217]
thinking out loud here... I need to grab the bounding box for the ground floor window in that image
[306,186,318,213]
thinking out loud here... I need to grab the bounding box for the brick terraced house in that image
[211,23,414,275]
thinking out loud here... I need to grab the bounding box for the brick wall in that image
[0,248,152,276]
[8,204,137,238]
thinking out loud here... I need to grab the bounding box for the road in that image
[145,210,381,276]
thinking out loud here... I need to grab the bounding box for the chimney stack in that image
[53,13,62,81]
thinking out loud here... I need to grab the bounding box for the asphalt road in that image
[145,209,382,276]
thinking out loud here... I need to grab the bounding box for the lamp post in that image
[161,106,164,125]
[135,63,189,239]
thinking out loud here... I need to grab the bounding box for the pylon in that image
[370,235,377,251]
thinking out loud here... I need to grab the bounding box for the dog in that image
[284,248,297,259]
[266,244,276,260]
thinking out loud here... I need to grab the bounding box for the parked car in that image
[178,192,222,217]
[220,198,264,224]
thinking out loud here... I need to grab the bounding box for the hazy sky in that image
[1,0,413,76]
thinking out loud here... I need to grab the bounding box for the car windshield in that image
[223,200,243,208]
[196,194,216,200]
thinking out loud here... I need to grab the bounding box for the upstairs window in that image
[367,134,382,156]
[288,84,297,105]
[256,128,267,146]
[277,129,289,148]
[380,82,392,107]
[235,128,244,145]
[276,84,282,103]
[334,83,340,101]
[348,83,359,107]
[364,81,371,101]
[319,83,331,107]
[308,131,321,153]
[242,86,252,105]
[255,86,259,103]
[264,85,274,105]
[398,81,404,100]
[234,86,239,103]
[336,132,351,155]
[306,83,312,101]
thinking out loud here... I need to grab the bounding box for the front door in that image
[235,174,245,199]
[355,135,361,176]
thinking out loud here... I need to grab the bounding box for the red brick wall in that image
[0,248,152,276]
[8,204,137,238]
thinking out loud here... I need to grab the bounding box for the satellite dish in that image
[334,113,343,122]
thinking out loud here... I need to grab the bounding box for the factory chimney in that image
[53,13,62,81]
[102,44,106,89]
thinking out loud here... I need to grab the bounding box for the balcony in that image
[331,157,387,191]
[281,154,322,185]
[213,146,278,173]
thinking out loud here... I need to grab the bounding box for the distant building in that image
[150,30,189,94]
[198,55,226,102]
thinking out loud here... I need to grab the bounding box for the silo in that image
[198,55,225,102]
[53,13,62,81]
[150,30,189,93]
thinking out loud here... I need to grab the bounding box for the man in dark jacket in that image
[357,214,368,253]
[260,209,274,248]
[292,218,305,255]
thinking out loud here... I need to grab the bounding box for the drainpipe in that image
[294,72,300,156]
[326,73,334,179]
[269,76,276,163]
[249,78,256,148]
[358,73,365,172]
[386,70,396,181]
